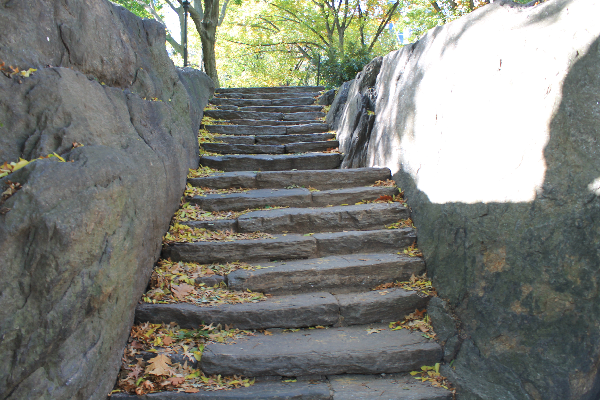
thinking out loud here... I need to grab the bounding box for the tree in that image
[112,0,233,87]
[219,0,401,87]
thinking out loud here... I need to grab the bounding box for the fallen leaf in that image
[145,354,174,376]
[263,330,273,336]
[162,336,174,346]
[185,388,200,393]
[168,376,186,386]
[367,328,383,335]
[20,68,37,77]
[171,283,194,300]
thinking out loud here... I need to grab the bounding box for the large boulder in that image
[334,0,600,399]
[0,1,213,399]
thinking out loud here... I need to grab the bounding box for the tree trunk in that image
[191,0,221,87]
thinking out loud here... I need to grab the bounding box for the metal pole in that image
[182,0,190,67]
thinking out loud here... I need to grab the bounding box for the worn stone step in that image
[204,109,325,122]
[285,141,338,153]
[328,374,453,400]
[220,105,323,113]
[314,228,416,257]
[255,133,335,144]
[215,86,324,94]
[227,253,425,295]
[110,380,331,399]
[206,123,329,135]
[188,168,391,190]
[162,229,416,264]
[188,186,397,211]
[135,292,339,330]
[229,119,324,126]
[213,133,335,145]
[199,153,341,172]
[202,143,285,154]
[213,135,256,144]
[135,288,427,330]
[201,141,338,155]
[215,92,321,99]
[237,203,409,234]
[210,97,317,107]
[201,324,442,376]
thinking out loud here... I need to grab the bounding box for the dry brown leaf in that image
[171,283,194,300]
[146,354,175,376]
[168,376,186,386]
[162,336,174,346]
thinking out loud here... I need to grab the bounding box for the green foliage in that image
[111,0,162,19]
[318,44,375,88]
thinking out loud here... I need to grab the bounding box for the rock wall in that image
[330,0,600,399]
[0,1,213,399]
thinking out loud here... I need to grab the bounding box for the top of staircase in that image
[215,86,325,94]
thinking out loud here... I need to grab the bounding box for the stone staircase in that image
[112,86,452,399]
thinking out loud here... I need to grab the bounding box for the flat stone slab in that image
[210,97,272,106]
[189,188,312,211]
[336,288,429,326]
[201,325,442,376]
[135,292,339,330]
[205,110,325,121]
[162,234,316,264]
[200,153,341,172]
[187,171,257,189]
[202,143,285,154]
[230,119,323,126]
[187,168,391,190]
[286,123,328,133]
[110,380,331,399]
[216,92,321,99]
[181,219,237,232]
[286,141,338,153]
[315,228,417,257]
[213,135,256,144]
[272,97,317,106]
[237,203,409,234]
[255,168,391,189]
[329,374,453,400]
[235,105,323,113]
[311,186,399,206]
[255,133,335,145]
[227,253,425,295]
[206,125,286,135]
[216,86,324,94]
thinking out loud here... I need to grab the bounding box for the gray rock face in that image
[332,0,600,399]
[326,80,353,131]
[0,1,213,399]
[317,88,336,106]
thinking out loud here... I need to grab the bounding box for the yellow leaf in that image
[20,68,37,77]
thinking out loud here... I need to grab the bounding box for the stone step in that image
[201,141,339,155]
[229,119,324,126]
[215,92,321,99]
[204,109,325,121]
[188,168,391,190]
[200,324,442,376]
[328,374,453,400]
[255,133,335,144]
[188,186,398,211]
[236,203,408,234]
[202,143,285,155]
[162,228,416,264]
[216,105,323,113]
[110,374,452,400]
[111,380,332,399]
[206,123,329,135]
[227,253,425,295]
[215,86,324,94]
[199,153,341,172]
[213,133,335,145]
[210,97,317,107]
[135,288,427,330]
